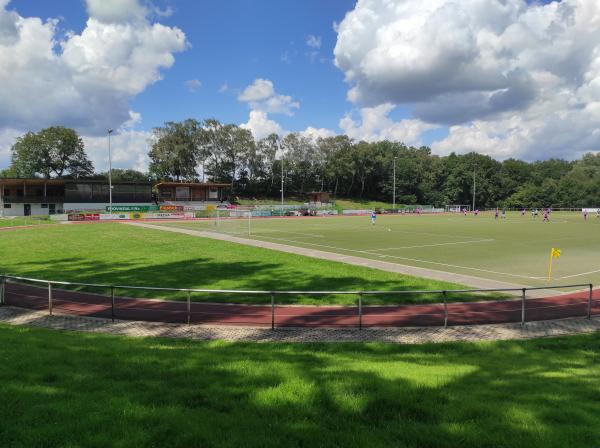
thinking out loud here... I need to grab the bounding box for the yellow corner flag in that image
[548,248,562,281]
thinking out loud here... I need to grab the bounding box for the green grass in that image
[163,211,600,288]
[0,223,475,305]
[0,216,52,228]
[1,324,599,447]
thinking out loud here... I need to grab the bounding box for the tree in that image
[149,119,201,181]
[10,127,93,178]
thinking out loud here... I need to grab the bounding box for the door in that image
[24,204,31,216]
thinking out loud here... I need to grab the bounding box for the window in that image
[41,204,48,209]
[3,188,9,196]
[16,189,23,197]
[49,204,56,215]
[3,204,11,208]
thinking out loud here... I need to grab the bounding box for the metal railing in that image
[0,274,596,329]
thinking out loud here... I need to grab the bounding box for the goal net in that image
[445,204,471,213]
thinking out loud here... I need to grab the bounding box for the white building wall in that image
[1,203,63,217]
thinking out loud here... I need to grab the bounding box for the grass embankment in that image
[0,324,599,447]
[0,223,494,305]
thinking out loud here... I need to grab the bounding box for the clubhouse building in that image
[0,179,229,217]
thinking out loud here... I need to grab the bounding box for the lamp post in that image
[392,157,397,210]
[280,156,284,215]
[107,129,113,214]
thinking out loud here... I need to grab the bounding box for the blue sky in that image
[1,0,599,171]
[12,0,356,134]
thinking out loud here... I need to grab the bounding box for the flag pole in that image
[548,248,553,282]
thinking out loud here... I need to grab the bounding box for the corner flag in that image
[548,248,561,281]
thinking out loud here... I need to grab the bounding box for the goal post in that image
[213,209,252,236]
[445,204,471,213]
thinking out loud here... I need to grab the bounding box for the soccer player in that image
[521,208,526,216]
[583,210,588,220]
[371,211,376,225]
[501,209,506,219]
[543,210,549,222]
[532,208,538,218]
[495,209,499,220]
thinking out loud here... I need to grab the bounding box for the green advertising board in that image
[105,205,159,212]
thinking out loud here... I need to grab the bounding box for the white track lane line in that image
[251,234,543,280]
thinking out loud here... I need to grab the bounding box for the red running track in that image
[4,282,600,328]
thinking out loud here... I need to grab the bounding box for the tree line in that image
[2,121,600,208]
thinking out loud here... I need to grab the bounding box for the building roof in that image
[155,182,230,188]
[0,178,65,186]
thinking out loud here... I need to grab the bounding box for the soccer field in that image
[162,211,600,288]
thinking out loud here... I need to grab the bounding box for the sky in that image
[0,0,599,172]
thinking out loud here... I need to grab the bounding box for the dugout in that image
[308,192,330,204]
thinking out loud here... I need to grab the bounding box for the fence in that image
[0,274,598,329]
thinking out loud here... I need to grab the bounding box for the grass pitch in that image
[163,211,600,288]
[0,223,470,305]
[1,324,599,447]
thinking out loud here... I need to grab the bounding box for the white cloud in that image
[339,104,436,145]
[238,78,299,116]
[0,0,187,136]
[306,34,322,49]
[334,0,600,159]
[300,127,335,141]
[218,82,229,93]
[0,128,21,169]
[83,129,153,172]
[240,110,284,140]
[238,78,275,102]
[185,78,202,92]
[85,0,147,23]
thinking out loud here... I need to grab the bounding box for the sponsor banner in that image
[316,210,338,216]
[68,213,100,221]
[159,205,184,212]
[105,205,158,212]
[145,212,186,219]
[100,213,130,220]
[49,214,69,221]
[129,212,145,220]
[342,209,371,215]
[582,208,599,213]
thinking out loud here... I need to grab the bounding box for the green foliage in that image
[9,126,93,178]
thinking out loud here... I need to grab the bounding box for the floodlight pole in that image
[280,155,284,215]
[393,157,397,210]
[108,129,114,214]
[472,165,476,211]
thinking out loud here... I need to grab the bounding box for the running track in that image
[4,282,600,328]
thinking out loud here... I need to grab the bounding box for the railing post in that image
[111,286,115,322]
[443,291,448,328]
[271,293,275,330]
[358,293,363,330]
[48,282,53,316]
[0,276,5,305]
[588,284,593,320]
[521,288,526,326]
[187,290,192,325]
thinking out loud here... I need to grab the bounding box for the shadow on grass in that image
[0,324,599,447]
[6,256,506,306]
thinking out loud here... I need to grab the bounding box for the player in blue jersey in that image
[371,211,376,225]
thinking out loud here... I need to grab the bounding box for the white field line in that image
[367,238,494,251]
[251,234,544,281]
[558,268,600,279]
[250,229,326,238]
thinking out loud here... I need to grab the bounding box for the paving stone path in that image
[2,306,599,344]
